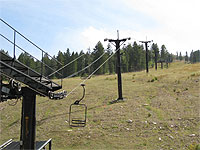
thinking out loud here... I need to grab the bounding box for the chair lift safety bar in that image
[69,84,87,127]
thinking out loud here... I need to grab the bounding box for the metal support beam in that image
[20,87,36,150]
[13,31,16,59]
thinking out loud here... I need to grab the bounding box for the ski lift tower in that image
[0,19,65,150]
[104,30,130,101]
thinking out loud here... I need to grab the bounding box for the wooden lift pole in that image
[139,40,153,73]
[104,30,131,101]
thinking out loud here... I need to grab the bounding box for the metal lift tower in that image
[0,19,64,150]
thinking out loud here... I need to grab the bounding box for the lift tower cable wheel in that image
[69,84,87,127]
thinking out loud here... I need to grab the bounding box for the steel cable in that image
[48,53,85,78]
[63,51,107,79]
[65,42,125,98]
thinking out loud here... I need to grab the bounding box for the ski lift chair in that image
[69,84,87,127]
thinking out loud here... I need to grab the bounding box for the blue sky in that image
[1,0,199,58]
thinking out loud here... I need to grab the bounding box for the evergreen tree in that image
[106,44,115,74]
[189,50,193,63]
[84,49,92,75]
[132,42,139,71]
[77,50,85,76]
[70,52,78,76]
[56,51,64,78]
[185,51,189,62]
[151,43,159,70]
[49,56,57,79]
[139,44,146,70]
[126,44,134,72]
[176,52,179,60]
[43,53,51,76]
[161,45,166,61]
[179,52,183,61]
[192,50,200,63]
[63,48,71,77]
[170,53,174,62]
[18,53,36,71]
[121,48,128,73]
[35,60,41,73]
[103,51,109,74]
[92,41,105,75]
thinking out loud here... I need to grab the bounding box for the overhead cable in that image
[65,42,124,98]
[48,53,85,78]
[63,51,107,79]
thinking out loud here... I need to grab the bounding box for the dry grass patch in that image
[0,62,200,149]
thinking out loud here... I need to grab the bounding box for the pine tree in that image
[125,44,134,72]
[121,48,128,73]
[106,44,115,74]
[192,50,200,63]
[70,52,78,76]
[161,45,166,61]
[18,53,25,64]
[49,56,57,79]
[63,48,71,77]
[56,51,64,78]
[18,53,36,71]
[92,41,105,75]
[139,44,146,70]
[77,50,85,76]
[179,52,183,61]
[151,43,159,70]
[84,50,92,75]
[185,51,189,62]
[190,50,193,63]
[176,52,179,60]
[43,53,51,76]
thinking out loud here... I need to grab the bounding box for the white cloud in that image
[122,0,200,54]
[80,26,116,50]
[73,0,200,54]
[43,0,200,55]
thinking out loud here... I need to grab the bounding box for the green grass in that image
[0,61,200,149]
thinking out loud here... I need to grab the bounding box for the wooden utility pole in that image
[154,46,158,70]
[104,31,130,101]
[139,40,153,73]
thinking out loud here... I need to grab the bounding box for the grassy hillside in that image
[0,62,200,149]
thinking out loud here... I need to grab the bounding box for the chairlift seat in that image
[69,103,87,127]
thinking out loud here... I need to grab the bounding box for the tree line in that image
[176,50,200,63]
[4,42,199,79]
[14,41,176,79]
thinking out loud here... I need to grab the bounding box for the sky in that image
[0,0,199,58]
